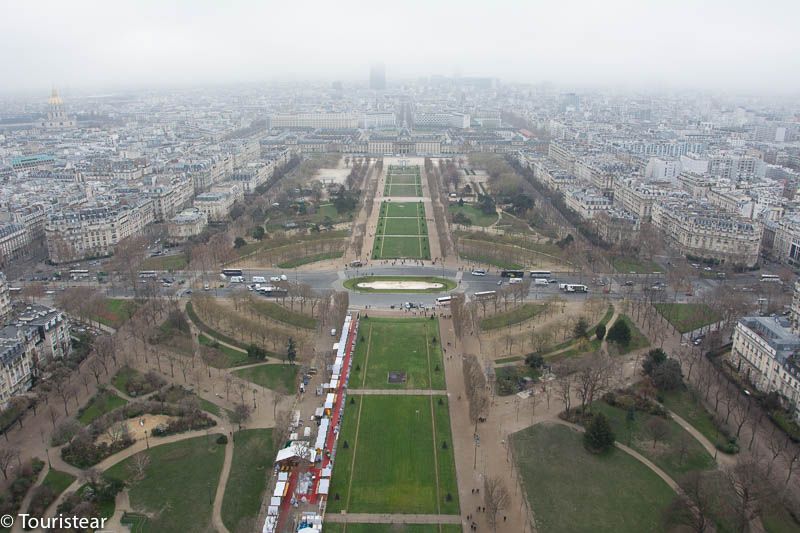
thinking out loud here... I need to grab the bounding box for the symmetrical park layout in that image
[384,165,423,197]
[327,317,459,519]
[373,201,431,259]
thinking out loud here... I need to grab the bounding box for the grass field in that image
[221,428,275,533]
[140,254,188,272]
[373,202,430,259]
[590,402,715,481]
[653,303,722,334]
[609,314,650,354]
[448,203,498,227]
[327,395,458,514]
[93,298,138,328]
[197,333,263,367]
[383,202,424,218]
[277,251,343,268]
[660,387,734,452]
[249,300,317,329]
[480,303,545,331]
[373,236,430,259]
[458,252,523,270]
[350,317,445,390]
[512,423,675,533]
[40,468,76,499]
[77,389,128,425]
[233,364,298,393]
[382,216,425,236]
[343,276,456,293]
[323,525,462,533]
[104,436,226,533]
[611,256,662,274]
[384,169,422,197]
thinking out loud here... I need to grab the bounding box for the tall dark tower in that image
[369,64,386,90]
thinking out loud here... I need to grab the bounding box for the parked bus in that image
[436,296,452,306]
[760,274,781,283]
[529,270,551,279]
[500,270,525,278]
[69,269,89,280]
[474,290,497,300]
[138,270,158,279]
[565,284,588,293]
[222,268,244,278]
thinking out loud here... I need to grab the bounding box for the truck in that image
[252,276,266,283]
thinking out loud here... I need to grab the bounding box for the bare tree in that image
[645,417,670,449]
[484,476,511,531]
[0,447,19,480]
[127,453,151,481]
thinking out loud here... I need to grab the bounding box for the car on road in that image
[471,269,487,276]
[624,280,635,286]
[497,280,502,286]
[203,283,210,291]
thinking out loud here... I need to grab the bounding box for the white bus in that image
[138,270,158,279]
[474,290,497,300]
[436,296,452,306]
[69,269,90,280]
[760,274,781,283]
[563,284,588,293]
[529,270,551,279]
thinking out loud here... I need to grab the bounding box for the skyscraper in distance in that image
[369,64,386,90]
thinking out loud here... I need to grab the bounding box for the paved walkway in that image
[668,409,737,467]
[325,513,461,524]
[211,434,234,533]
[347,388,447,396]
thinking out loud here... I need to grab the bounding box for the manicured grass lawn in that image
[386,184,422,196]
[611,256,662,274]
[381,216,424,236]
[480,303,544,331]
[233,364,298,393]
[350,317,445,390]
[111,366,144,396]
[323,525,461,533]
[609,314,650,355]
[277,251,343,268]
[374,236,430,259]
[591,402,715,481]
[512,423,675,533]
[140,254,188,272]
[221,428,275,533]
[41,468,76,497]
[93,298,138,328]
[328,395,457,514]
[197,333,262,368]
[448,203,498,227]
[186,302,250,352]
[653,303,722,334]
[383,202,423,218]
[660,387,734,452]
[77,390,128,425]
[432,396,460,514]
[104,436,226,533]
[762,504,800,533]
[495,355,523,364]
[249,300,317,329]
[343,276,456,293]
[458,252,523,270]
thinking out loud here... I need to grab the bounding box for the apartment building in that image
[0,273,11,323]
[565,188,612,220]
[44,200,155,263]
[167,208,208,243]
[772,215,800,265]
[413,112,470,129]
[145,178,194,221]
[614,179,672,221]
[651,199,762,267]
[269,113,359,130]
[0,224,32,269]
[730,316,800,420]
[547,141,577,172]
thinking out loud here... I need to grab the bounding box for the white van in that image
[330,328,337,337]
[533,278,549,285]
[509,278,522,285]
[252,276,266,284]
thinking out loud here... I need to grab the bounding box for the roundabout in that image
[343,275,456,293]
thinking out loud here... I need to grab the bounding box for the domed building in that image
[39,87,76,129]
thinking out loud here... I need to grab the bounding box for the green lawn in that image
[385,184,422,196]
[93,298,139,328]
[40,468,76,498]
[591,402,715,482]
[448,203,498,227]
[249,300,317,329]
[140,254,188,272]
[653,303,722,334]
[381,216,424,236]
[323,525,462,533]
[277,251,344,268]
[611,256,662,274]
[343,276,456,293]
[111,366,146,396]
[327,395,458,514]
[373,235,430,259]
[233,364,298,393]
[77,390,128,425]
[609,314,650,355]
[512,423,675,533]
[383,202,423,218]
[350,317,445,390]
[432,396,460,514]
[186,302,250,351]
[221,429,275,533]
[660,387,735,453]
[196,333,263,368]
[457,252,523,270]
[104,436,226,533]
[480,303,545,331]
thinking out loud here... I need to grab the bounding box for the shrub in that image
[584,413,615,453]
[607,319,631,346]
[595,324,606,341]
[216,434,228,445]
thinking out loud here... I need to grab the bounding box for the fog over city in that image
[2,0,800,93]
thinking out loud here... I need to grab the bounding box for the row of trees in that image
[424,158,454,258]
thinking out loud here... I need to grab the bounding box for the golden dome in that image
[48,87,63,106]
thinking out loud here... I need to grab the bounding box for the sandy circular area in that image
[356,281,444,290]
[95,414,177,445]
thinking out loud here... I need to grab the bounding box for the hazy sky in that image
[2,0,799,94]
